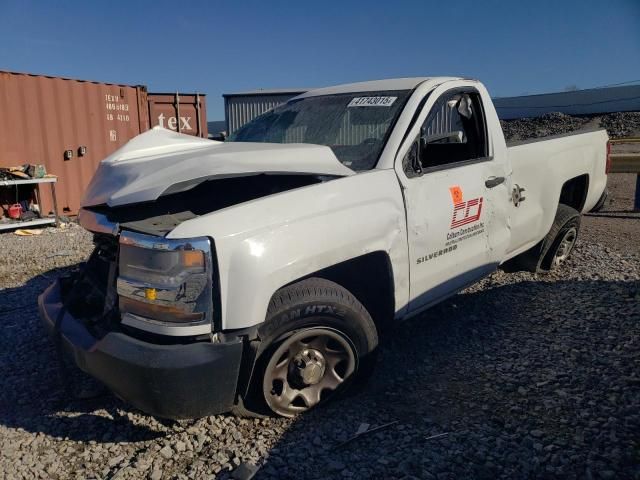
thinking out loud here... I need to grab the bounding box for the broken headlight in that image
[117,231,213,336]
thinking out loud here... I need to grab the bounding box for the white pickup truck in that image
[39,77,609,419]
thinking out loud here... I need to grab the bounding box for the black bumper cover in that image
[38,280,243,419]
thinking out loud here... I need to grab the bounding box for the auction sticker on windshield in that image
[348,96,397,107]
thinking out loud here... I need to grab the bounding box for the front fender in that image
[168,170,409,330]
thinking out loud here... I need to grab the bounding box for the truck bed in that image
[504,128,609,259]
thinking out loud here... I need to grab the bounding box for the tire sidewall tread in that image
[240,277,378,416]
[540,206,580,270]
[505,203,581,273]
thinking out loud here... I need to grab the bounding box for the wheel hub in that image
[554,227,577,265]
[263,327,357,417]
[291,348,326,385]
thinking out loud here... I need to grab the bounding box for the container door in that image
[147,93,207,137]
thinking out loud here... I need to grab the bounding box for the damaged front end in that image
[39,223,244,418]
[41,202,244,418]
[62,212,218,340]
[79,173,326,236]
[60,232,120,335]
[38,127,358,417]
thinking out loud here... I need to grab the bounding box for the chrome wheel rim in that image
[263,327,356,417]
[553,227,577,266]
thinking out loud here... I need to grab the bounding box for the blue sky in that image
[1,0,639,120]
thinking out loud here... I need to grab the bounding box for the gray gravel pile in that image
[1,223,639,479]
[600,112,640,139]
[501,111,640,142]
[501,112,592,142]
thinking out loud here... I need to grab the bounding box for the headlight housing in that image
[117,231,213,336]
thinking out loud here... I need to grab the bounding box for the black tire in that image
[233,277,378,418]
[503,203,581,273]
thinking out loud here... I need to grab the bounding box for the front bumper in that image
[38,280,243,419]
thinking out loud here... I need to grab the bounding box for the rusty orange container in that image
[147,92,208,138]
[0,71,151,215]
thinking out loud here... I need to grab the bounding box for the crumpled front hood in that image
[81,127,354,208]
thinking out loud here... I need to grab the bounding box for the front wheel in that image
[263,327,358,417]
[235,277,378,418]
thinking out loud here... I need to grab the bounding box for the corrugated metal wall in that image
[224,92,305,134]
[279,111,391,145]
[336,111,390,145]
[423,101,458,137]
[224,90,395,144]
[0,71,149,215]
[224,85,640,133]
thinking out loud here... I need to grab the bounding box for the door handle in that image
[485,176,505,188]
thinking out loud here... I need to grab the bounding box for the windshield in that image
[228,90,411,171]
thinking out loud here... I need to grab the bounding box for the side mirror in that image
[403,139,422,177]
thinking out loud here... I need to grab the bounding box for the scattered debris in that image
[0,164,48,181]
[425,432,449,441]
[46,250,73,258]
[355,423,370,435]
[332,421,399,449]
[13,229,43,236]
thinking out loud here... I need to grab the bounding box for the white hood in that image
[81,127,355,208]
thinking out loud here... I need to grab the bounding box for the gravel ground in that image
[0,223,93,288]
[1,216,639,479]
[0,220,640,480]
[1,176,639,478]
[582,173,640,254]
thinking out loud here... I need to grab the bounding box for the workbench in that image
[0,177,60,231]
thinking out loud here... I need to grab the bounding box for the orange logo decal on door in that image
[449,185,463,204]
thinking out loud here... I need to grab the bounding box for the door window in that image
[418,91,488,169]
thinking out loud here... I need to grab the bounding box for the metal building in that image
[493,85,640,119]
[223,89,307,135]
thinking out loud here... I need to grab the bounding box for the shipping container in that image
[0,71,150,215]
[224,89,307,135]
[147,92,207,137]
[0,73,212,216]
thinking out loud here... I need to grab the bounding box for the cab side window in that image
[419,91,488,169]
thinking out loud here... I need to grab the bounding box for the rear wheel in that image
[547,224,578,268]
[235,277,378,418]
[503,203,581,273]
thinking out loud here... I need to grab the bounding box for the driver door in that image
[397,86,510,312]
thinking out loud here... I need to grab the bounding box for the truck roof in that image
[297,77,464,98]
